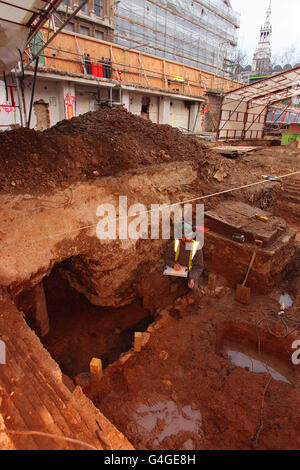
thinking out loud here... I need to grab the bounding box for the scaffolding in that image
[114,0,240,76]
[22,27,240,98]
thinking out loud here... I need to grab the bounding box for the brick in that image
[89,357,102,376]
[134,332,143,352]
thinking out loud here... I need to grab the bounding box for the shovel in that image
[235,239,263,304]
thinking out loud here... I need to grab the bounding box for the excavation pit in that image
[0,107,299,450]
[204,201,296,293]
[17,264,155,378]
[216,321,300,387]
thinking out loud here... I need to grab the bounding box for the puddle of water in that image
[134,401,202,445]
[227,349,291,384]
[279,293,293,309]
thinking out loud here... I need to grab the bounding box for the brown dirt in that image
[1,107,300,450]
[93,289,300,450]
[0,106,211,195]
[30,239,300,450]
[41,266,154,377]
[0,292,134,450]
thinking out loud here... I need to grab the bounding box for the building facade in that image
[0,3,240,134]
[57,0,240,77]
[57,0,114,42]
[0,71,207,133]
[114,0,240,76]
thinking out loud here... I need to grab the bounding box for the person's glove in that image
[173,264,182,271]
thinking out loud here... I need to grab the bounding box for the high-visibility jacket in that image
[174,239,200,271]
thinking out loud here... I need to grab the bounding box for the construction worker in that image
[164,222,203,291]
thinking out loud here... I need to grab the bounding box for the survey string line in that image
[0,169,299,252]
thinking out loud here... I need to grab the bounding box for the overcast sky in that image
[231,0,300,63]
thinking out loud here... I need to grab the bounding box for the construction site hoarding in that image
[217,96,267,139]
[34,29,240,99]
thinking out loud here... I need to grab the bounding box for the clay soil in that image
[94,288,300,451]
[0,105,299,211]
[41,266,154,377]
[33,265,300,450]
[1,108,300,450]
[36,259,300,450]
[0,106,211,195]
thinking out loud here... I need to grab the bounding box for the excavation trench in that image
[216,321,300,387]
[93,296,300,450]
[8,234,300,450]
[1,107,300,450]
[16,263,155,379]
[9,187,299,450]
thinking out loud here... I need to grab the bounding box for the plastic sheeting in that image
[217,66,300,140]
[0,1,49,73]
[114,0,240,74]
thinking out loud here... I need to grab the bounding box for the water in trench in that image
[130,401,203,450]
[279,293,293,309]
[227,349,291,384]
[224,342,295,386]
[40,265,154,378]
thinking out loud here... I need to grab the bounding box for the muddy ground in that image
[94,284,300,450]
[40,269,300,450]
[35,141,299,451]
[42,266,154,376]
[1,108,300,450]
[32,229,300,450]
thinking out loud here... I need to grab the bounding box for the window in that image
[80,25,90,36]
[95,30,104,40]
[63,0,71,6]
[64,22,74,32]
[81,3,87,12]
[141,97,150,119]
[94,0,102,17]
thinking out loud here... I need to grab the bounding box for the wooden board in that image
[40,28,239,99]
[212,146,263,158]
[205,201,284,247]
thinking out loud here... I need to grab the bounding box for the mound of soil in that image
[0,107,210,195]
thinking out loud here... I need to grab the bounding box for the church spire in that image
[259,1,272,45]
[252,1,272,75]
[265,1,272,26]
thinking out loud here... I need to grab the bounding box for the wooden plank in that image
[139,53,150,87]
[40,28,240,97]
[212,146,263,157]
